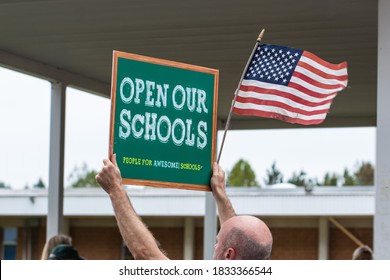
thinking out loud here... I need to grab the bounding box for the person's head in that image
[213,215,273,260]
[352,245,373,260]
[41,234,72,260]
[48,244,84,260]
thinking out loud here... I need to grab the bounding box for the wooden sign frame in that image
[109,51,219,191]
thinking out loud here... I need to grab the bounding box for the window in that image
[2,227,17,260]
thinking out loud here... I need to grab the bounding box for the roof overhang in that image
[0,0,377,129]
[0,187,374,217]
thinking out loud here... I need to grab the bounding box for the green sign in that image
[110,51,219,191]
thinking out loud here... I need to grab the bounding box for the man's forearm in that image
[210,162,236,225]
[109,188,168,260]
[214,192,236,225]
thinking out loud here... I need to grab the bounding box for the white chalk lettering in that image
[145,80,155,107]
[197,121,207,149]
[117,76,211,150]
[185,119,195,146]
[155,84,168,108]
[120,78,135,104]
[172,85,186,110]
[144,112,157,141]
[119,109,131,139]
[172,118,186,146]
[131,114,144,139]
[134,78,144,104]
[196,89,208,113]
[157,115,171,143]
[186,87,196,112]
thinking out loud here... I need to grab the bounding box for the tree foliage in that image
[227,159,259,187]
[67,163,100,188]
[354,161,374,185]
[343,168,357,186]
[287,170,307,187]
[33,178,46,189]
[319,161,375,187]
[321,172,339,186]
[263,162,283,185]
[0,181,11,189]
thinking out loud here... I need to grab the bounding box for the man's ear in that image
[225,248,236,260]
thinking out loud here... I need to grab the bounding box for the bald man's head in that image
[213,216,273,260]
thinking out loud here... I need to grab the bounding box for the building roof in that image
[0,0,377,129]
[0,186,374,217]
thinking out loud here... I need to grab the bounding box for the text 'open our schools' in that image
[118,77,209,150]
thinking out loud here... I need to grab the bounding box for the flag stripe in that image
[238,84,334,108]
[295,65,347,87]
[302,51,348,72]
[292,71,345,90]
[239,79,337,103]
[235,94,331,115]
[233,102,327,125]
[289,77,344,96]
[232,108,325,125]
[296,62,348,83]
[233,101,328,120]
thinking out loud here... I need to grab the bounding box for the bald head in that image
[213,216,273,260]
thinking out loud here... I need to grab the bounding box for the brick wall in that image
[9,218,374,260]
[194,227,204,260]
[152,227,184,260]
[70,227,123,260]
[269,228,318,260]
[329,228,373,260]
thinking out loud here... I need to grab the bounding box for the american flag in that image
[233,44,348,125]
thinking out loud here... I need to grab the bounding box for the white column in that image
[318,218,329,260]
[183,218,194,260]
[46,82,66,240]
[203,192,217,260]
[202,119,223,260]
[375,0,390,260]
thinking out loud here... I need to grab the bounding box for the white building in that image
[0,186,374,260]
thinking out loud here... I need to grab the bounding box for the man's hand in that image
[210,162,226,198]
[95,154,122,196]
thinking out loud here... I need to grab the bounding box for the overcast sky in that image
[0,66,375,189]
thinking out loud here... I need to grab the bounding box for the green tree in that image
[321,172,339,186]
[263,162,283,185]
[0,181,11,189]
[227,159,259,187]
[354,161,374,185]
[67,163,100,188]
[343,168,357,186]
[287,170,307,187]
[33,178,46,189]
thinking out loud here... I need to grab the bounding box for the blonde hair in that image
[40,234,72,260]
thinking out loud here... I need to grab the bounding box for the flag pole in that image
[217,29,265,164]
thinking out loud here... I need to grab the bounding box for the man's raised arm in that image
[95,154,168,260]
[210,162,236,224]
